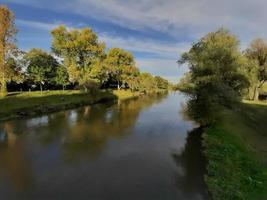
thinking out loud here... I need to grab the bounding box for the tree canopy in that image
[178,28,249,124]
[244,38,267,100]
[0,5,18,96]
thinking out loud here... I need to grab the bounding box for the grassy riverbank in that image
[203,101,267,200]
[0,89,166,122]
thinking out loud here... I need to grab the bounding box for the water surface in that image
[0,92,208,200]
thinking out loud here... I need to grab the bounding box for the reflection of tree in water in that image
[172,127,209,199]
[61,93,168,161]
[0,93,168,190]
[0,122,33,193]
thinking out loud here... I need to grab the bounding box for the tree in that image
[51,25,106,88]
[244,38,267,100]
[104,48,136,89]
[155,76,169,90]
[178,28,249,124]
[0,5,17,96]
[138,73,157,93]
[25,48,59,92]
[55,65,69,90]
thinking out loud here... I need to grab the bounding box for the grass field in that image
[204,100,267,199]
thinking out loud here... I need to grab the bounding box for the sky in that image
[2,0,267,82]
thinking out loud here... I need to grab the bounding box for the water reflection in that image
[0,122,33,193]
[0,92,209,200]
[172,127,209,199]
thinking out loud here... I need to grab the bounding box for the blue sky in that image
[2,0,267,82]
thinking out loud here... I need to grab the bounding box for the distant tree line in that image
[0,5,169,96]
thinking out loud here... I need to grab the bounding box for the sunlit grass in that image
[113,90,140,100]
[0,90,117,120]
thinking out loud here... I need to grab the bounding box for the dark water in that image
[0,92,209,200]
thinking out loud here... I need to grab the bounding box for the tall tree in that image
[51,25,106,88]
[245,38,267,100]
[25,48,59,92]
[104,48,136,89]
[0,5,17,96]
[178,28,249,124]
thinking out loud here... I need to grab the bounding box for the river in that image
[0,92,209,200]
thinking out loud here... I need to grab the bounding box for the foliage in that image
[25,48,59,91]
[0,5,18,96]
[51,25,106,86]
[104,48,139,89]
[154,76,169,90]
[55,64,69,90]
[178,28,250,124]
[244,38,267,100]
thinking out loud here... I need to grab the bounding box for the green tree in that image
[138,73,157,93]
[25,48,59,92]
[0,5,18,96]
[244,38,267,100]
[51,25,106,89]
[155,76,169,90]
[178,28,249,124]
[55,65,69,90]
[104,48,136,89]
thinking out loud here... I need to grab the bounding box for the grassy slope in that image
[0,90,118,121]
[204,100,267,200]
[0,89,154,121]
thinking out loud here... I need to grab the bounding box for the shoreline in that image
[0,89,168,122]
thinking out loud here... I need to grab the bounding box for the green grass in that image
[203,101,267,200]
[0,89,149,121]
[113,90,141,100]
[0,90,117,121]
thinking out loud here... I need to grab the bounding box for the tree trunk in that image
[253,86,260,101]
[40,83,43,93]
[117,81,120,90]
[0,80,7,97]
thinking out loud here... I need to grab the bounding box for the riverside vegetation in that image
[2,4,267,200]
[178,28,267,199]
[0,5,169,120]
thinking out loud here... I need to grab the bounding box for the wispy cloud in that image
[15,19,188,80]
[7,0,267,41]
[99,33,190,59]
[16,19,190,59]
[16,19,60,31]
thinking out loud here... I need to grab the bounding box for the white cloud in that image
[16,19,190,58]
[15,19,189,80]
[99,33,190,59]
[16,19,60,31]
[136,58,188,82]
[8,0,267,41]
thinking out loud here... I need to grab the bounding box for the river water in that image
[0,92,209,200]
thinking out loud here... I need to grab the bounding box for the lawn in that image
[203,100,267,200]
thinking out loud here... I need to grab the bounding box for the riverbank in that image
[0,90,116,122]
[0,89,168,122]
[203,100,267,200]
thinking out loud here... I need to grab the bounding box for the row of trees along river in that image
[0,5,169,97]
